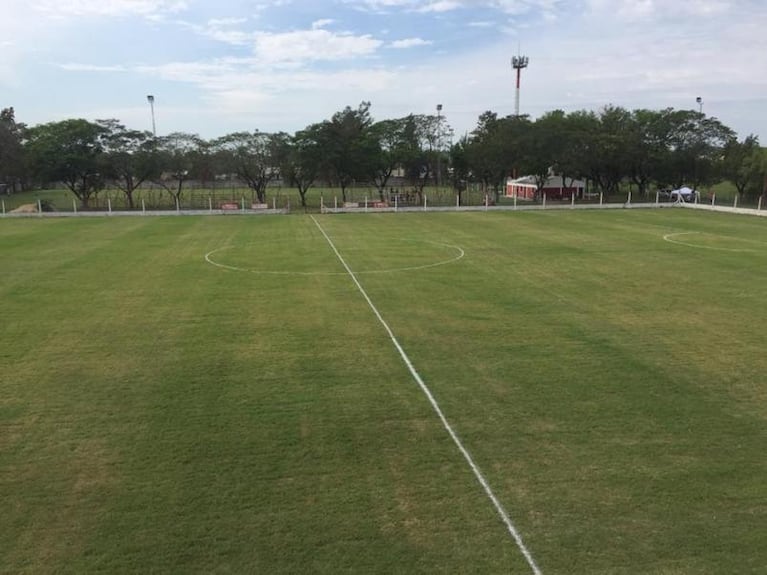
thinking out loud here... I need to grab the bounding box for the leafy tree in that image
[722,135,764,199]
[99,119,159,209]
[25,119,107,208]
[658,109,734,191]
[318,102,378,202]
[449,135,471,197]
[0,107,26,194]
[398,114,439,202]
[154,132,204,206]
[465,112,527,202]
[214,131,289,203]
[283,124,324,208]
[370,117,407,201]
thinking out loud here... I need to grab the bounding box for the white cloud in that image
[252,29,383,65]
[33,0,188,19]
[390,37,433,48]
[59,63,128,72]
[312,18,335,29]
[416,1,463,12]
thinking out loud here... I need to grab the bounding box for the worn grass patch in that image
[1,210,766,573]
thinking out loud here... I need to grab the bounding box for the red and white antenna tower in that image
[511,53,529,117]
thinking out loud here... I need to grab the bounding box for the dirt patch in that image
[10,203,38,213]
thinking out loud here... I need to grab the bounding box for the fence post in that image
[655,191,659,205]
[600,192,603,205]
[73,199,77,213]
[1,199,4,215]
[626,191,631,205]
[142,199,146,214]
[108,198,112,214]
[571,193,575,208]
[542,193,547,209]
[456,194,460,209]
[175,197,180,212]
[334,196,338,210]
[395,194,398,212]
[365,197,368,212]
[424,194,427,211]
[758,196,763,211]
[734,195,738,208]
[711,193,716,206]
[514,194,517,210]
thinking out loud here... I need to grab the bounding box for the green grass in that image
[1,209,766,573]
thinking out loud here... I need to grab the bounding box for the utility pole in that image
[436,104,442,188]
[147,95,156,137]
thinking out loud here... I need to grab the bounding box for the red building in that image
[506,175,586,200]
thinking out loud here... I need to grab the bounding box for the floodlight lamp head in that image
[511,55,529,69]
[436,104,443,112]
[696,96,702,104]
[147,95,154,103]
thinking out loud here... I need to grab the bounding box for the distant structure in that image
[147,95,156,137]
[511,54,529,117]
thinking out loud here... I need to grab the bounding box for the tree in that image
[318,102,378,202]
[398,114,438,202]
[154,132,203,206]
[283,124,323,208]
[722,135,764,199]
[465,112,527,202]
[99,119,159,209]
[0,107,26,194]
[25,119,107,208]
[658,109,734,191]
[214,131,288,204]
[370,117,406,201]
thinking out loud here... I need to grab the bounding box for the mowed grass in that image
[1,209,765,574]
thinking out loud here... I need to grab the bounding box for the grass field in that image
[1,209,766,573]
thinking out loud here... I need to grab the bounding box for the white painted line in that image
[204,240,465,276]
[310,215,542,575]
[662,231,755,252]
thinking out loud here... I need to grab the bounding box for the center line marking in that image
[311,215,542,575]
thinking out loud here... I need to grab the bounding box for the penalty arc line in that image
[310,216,542,575]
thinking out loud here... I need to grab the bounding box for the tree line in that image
[0,102,765,209]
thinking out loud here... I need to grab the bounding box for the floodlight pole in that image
[147,95,156,137]
[696,96,703,115]
[511,54,529,117]
[436,104,443,189]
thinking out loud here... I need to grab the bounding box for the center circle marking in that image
[205,239,465,275]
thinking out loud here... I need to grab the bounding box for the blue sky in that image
[3,0,766,142]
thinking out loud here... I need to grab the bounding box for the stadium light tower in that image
[436,104,443,188]
[147,95,156,137]
[696,96,703,115]
[511,53,529,117]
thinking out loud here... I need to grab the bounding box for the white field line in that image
[662,231,755,252]
[310,215,542,575]
[204,241,465,276]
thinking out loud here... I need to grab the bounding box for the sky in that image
[2,0,766,143]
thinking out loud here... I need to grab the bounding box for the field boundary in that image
[310,215,542,575]
[4,200,766,219]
